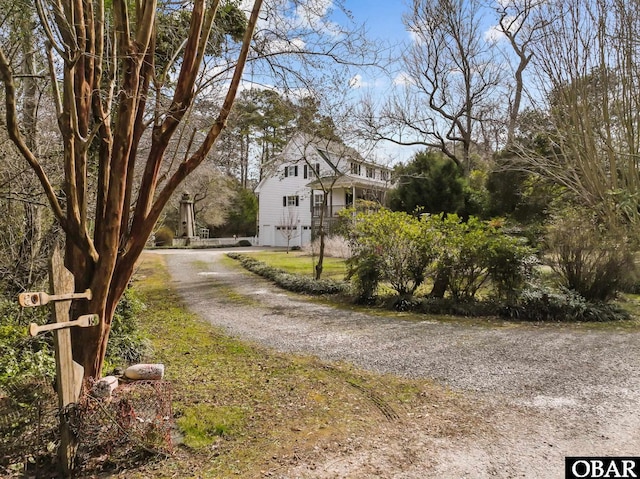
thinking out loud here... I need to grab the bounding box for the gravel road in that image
[149,249,640,478]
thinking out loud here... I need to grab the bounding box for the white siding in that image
[257,160,312,246]
[256,133,391,247]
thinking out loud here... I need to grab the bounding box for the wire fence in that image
[1,377,174,477]
[0,377,59,477]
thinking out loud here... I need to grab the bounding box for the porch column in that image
[330,189,333,216]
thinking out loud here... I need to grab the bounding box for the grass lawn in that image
[243,250,348,281]
[128,253,470,478]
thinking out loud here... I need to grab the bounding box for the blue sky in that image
[246,0,508,165]
[346,0,411,43]
[329,0,513,165]
[337,0,421,164]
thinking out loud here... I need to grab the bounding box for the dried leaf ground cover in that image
[125,254,483,478]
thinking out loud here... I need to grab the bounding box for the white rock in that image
[124,363,165,380]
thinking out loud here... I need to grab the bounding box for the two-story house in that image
[255,132,392,247]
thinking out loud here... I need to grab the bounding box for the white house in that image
[255,132,392,247]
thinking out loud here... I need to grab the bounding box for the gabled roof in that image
[315,148,341,174]
[307,174,389,190]
[255,131,391,193]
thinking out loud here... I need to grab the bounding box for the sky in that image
[346,0,411,43]
[334,0,421,165]
[328,0,517,166]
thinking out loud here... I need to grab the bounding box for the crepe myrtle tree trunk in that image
[0,0,264,379]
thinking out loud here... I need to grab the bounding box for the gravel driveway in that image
[150,249,640,478]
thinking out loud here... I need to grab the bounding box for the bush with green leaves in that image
[0,285,150,388]
[545,210,635,301]
[346,253,381,303]
[485,233,539,302]
[345,209,439,299]
[343,209,537,302]
[402,287,629,322]
[0,298,55,390]
[500,286,630,322]
[431,215,489,300]
[428,215,536,301]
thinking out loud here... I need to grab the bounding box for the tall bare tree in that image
[491,0,550,146]
[359,0,502,174]
[513,0,640,229]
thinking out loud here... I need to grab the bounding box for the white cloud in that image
[349,74,363,88]
[295,0,333,26]
[484,15,521,43]
[348,74,389,90]
[393,72,414,86]
[261,37,307,55]
[484,25,504,43]
[293,0,343,38]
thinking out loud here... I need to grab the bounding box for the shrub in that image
[236,239,252,247]
[227,253,348,295]
[154,226,174,247]
[346,253,381,303]
[433,215,489,300]
[345,209,438,298]
[430,215,535,301]
[486,239,539,302]
[1,285,150,387]
[545,210,635,301]
[412,297,501,317]
[380,287,629,322]
[0,298,55,390]
[500,286,630,322]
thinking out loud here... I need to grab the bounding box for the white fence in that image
[171,236,257,247]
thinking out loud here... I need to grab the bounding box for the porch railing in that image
[312,203,350,218]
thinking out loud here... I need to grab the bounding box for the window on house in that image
[284,165,298,177]
[304,163,321,179]
[283,195,300,207]
[314,193,324,206]
[380,169,390,181]
[366,166,375,178]
[350,162,361,175]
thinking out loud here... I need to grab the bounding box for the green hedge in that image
[227,253,348,295]
[386,290,629,322]
[227,254,630,322]
[498,286,630,322]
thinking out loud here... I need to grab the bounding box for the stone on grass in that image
[124,363,165,380]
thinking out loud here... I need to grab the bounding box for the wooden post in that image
[49,246,85,477]
[19,246,96,477]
